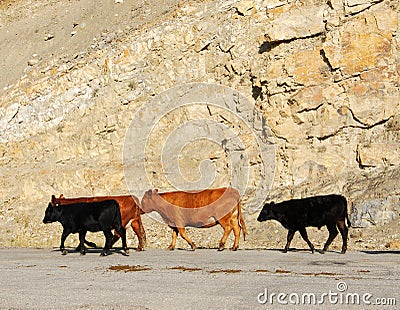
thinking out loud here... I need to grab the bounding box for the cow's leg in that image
[231,220,241,251]
[178,227,196,251]
[75,239,97,252]
[101,230,113,256]
[131,218,146,251]
[321,223,338,254]
[299,228,315,253]
[120,229,129,255]
[283,229,296,253]
[78,231,87,255]
[115,226,129,256]
[336,219,348,254]
[218,224,232,251]
[110,231,120,248]
[60,229,70,255]
[167,227,179,250]
[85,240,97,248]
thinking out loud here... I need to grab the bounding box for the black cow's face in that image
[43,203,57,224]
[257,202,276,222]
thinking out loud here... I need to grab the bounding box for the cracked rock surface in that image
[0,0,399,250]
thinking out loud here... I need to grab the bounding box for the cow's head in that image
[256,202,276,222]
[43,203,59,224]
[141,189,159,213]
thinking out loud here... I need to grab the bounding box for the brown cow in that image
[141,187,246,251]
[51,194,146,251]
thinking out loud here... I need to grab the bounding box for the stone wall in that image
[0,0,399,247]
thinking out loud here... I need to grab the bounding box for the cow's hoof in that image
[282,249,288,253]
[61,249,67,255]
[100,249,111,256]
[121,250,130,256]
[230,246,238,251]
[80,251,86,256]
[136,247,144,252]
[320,250,326,254]
[218,247,225,251]
[340,250,346,254]
[167,246,175,251]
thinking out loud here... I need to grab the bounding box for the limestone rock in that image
[322,12,396,76]
[236,0,255,16]
[264,4,326,43]
[357,143,400,168]
[0,0,399,248]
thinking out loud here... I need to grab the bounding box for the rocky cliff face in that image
[0,0,399,249]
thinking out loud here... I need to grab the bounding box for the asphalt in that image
[0,247,398,309]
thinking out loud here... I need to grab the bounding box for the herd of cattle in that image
[43,188,351,256]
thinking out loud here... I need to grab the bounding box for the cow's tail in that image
[238,201,247,241]
[113,201,125,236]
[133,196,147,244]
[344,197,351,228]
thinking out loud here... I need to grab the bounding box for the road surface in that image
[0,248,398,309]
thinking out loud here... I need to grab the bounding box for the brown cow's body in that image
[51,194,146,251]
[141,187,246,251]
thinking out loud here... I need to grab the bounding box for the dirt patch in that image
[168,266,203,272]
[108,265,151,272]
[208,269,242,274]
[0,0,13,9]
[299,272,342,277]
[253,269,342,277]
[385,241,400,249]
[16,264,36,268]
[275,269,291,274]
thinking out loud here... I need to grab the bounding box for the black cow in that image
[43,200,129,256]
[257,194,350,254]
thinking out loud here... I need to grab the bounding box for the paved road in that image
[0,248,398,309]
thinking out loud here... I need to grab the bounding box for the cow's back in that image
[63,200,120,232]
[54,195,135,207]
[53,195,140,225]
[153,187,241,228]
[279,194,347,228]
[159,187,239,209]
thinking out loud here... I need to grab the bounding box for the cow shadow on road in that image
[244,247,337,254]
[361,250,400,254]
[50,247,128,256]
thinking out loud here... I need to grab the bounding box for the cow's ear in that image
[154,188,159,193]
[51,195,56,204]
[60,194,64,198]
